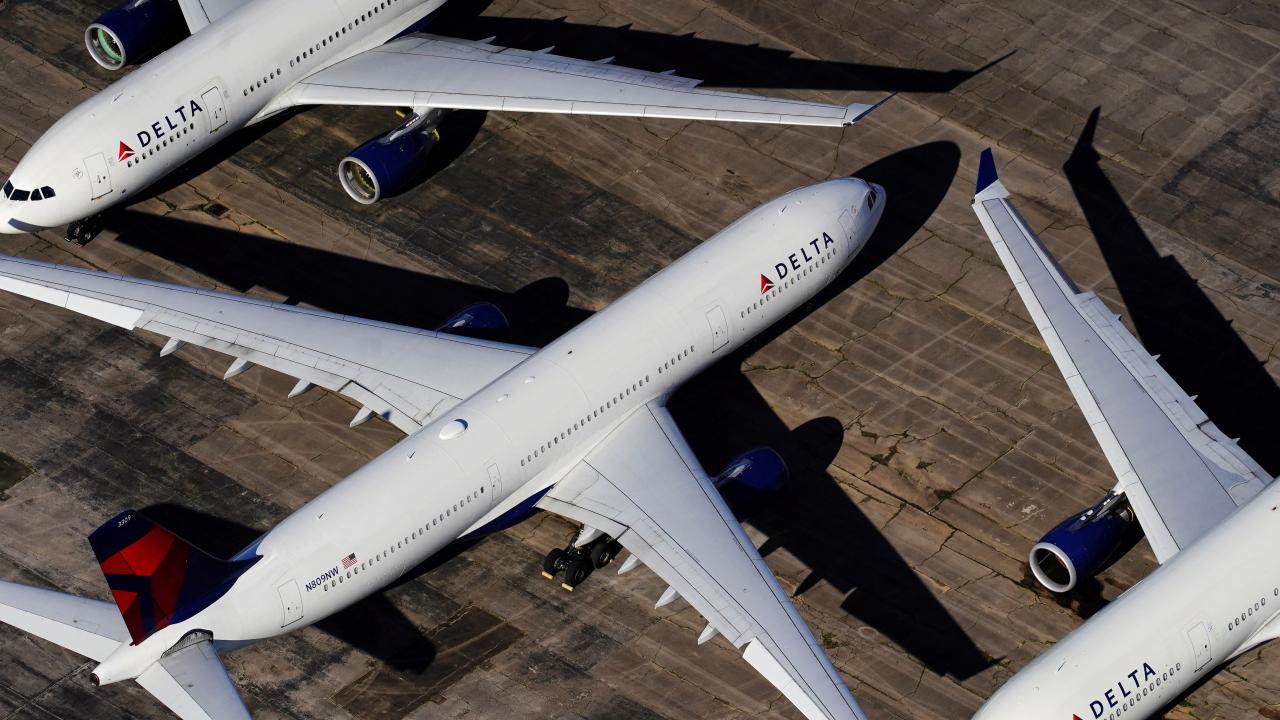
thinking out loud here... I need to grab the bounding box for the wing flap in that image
[286,34,879,128]
[0,256,532,434]
[972,149,1271,561]
[537,403,866,720]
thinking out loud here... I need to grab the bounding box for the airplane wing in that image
[971,149,1273,563]
[136,639,250,720]
[536,403,867,720]
[283,34,884,127]
[0,256,534,434]
[174,0,249,33]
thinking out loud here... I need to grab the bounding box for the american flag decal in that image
[341,553,357,569]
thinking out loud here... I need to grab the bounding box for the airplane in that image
[0,0,889,242]
[969,148,1279,720]
[0,176,885,719]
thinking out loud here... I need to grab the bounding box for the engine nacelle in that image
[338,126,438,204]
[85,0,187,71]
[1030,493,1133,593]
[437,303,509,338]
[714,448,788,491]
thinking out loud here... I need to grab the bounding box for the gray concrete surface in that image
[0,0,1278,718]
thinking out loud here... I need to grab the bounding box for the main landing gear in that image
[541,527,622,591]
[65,215,103,245]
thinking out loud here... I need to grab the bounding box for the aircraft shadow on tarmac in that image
[1063,107,1280,477]
[428,5,1012,94]
[110,141,990,679]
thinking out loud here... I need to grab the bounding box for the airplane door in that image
[486,462,502,509]
[838,208,856,253]
[277,579,303,627]
[1187,621,1212,671]
[83,153,111,200]
[201,87,227,133]
[706,305,730,352]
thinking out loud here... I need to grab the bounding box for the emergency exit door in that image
[202,86,227,133]
[83,153,111,200]
[278,579,303,627]
[1187,621,1212,671]
[706,305,729,352]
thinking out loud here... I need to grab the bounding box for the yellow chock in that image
[560,583,575,592]
[541,571,554,580]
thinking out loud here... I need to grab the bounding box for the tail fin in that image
[89,510,259,645]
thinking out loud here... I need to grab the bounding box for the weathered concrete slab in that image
[0,1,1277,719]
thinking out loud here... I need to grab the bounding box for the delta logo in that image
[761,232,837,291]
[121,99,206,158]
[1080,662,1158,718]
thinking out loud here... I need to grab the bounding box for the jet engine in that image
[338,109,446,204]
[85,0,187,71]
[437,302,509,339]
[1029,492,1133,593]
[714,448,788,491]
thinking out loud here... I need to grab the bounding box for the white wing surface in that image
[284,34,881,127]
[537,403,867,720]
[174,0,250,33]
[136,640,250,720]
[0,256,533,434]
[971,150,1272,562]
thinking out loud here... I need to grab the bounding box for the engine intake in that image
[338,109,446,204]
[85,0,187,71]
[715,448,788,491]
[1030,492,1132,593]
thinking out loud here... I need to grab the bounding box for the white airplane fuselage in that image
[88,178,885,684]
[974,482,1280,720]
[0,0,444,233]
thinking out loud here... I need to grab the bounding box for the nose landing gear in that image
[541,528,623,591]
[65,215,103,245]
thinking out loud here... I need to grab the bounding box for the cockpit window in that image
[867,189,878,209]
[1,183,54,202]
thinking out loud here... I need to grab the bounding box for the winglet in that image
[974,147,1010,202]
[844,93,895,126]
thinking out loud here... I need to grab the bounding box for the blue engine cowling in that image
[714,448,788,492]
[437,303,509,339]
[338,129,438,204]
[85,0,187,71]
[1030,494,1132,593]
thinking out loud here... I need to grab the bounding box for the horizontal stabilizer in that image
[136,638,251,720]
[89,510,259,645]
[0,580,128,661]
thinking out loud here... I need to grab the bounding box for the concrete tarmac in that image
[0,0,1277,718]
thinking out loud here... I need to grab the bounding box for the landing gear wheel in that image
[542,547,567,579]
[64,215,102,245]
[589,540,621,570]
[561,558,593,591]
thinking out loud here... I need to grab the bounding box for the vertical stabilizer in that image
[88,510,259,645]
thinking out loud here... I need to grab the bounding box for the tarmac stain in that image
[0,451,31,500]
[331,605,522,719]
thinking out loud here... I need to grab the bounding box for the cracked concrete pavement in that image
[0,0,1278,719]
